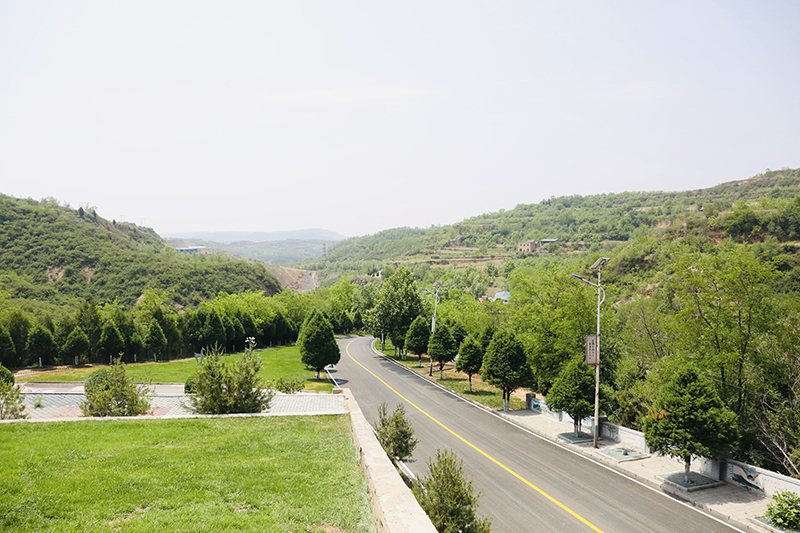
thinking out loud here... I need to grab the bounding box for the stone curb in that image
[343,387,437,533]
[369,342,771,533]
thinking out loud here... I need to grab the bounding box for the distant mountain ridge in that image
[161,229,347,242]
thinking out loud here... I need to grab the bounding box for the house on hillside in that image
[490,291,511,303]
[517,239,559,253]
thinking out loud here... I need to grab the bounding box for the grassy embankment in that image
[373,339,526,410]
[0,416,376,533]
[15,345,333,392]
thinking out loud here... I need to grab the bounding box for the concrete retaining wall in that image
[343,388,437,533]
[529,394,800,494]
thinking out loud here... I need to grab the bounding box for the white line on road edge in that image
[325,365,340,388]
[368,421,417,481]
[368,339,749,533]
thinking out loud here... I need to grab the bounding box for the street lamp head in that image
[570,274,585,282]
[590,257,610,270]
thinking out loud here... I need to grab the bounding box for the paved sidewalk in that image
[15,382,347,421]
[498,409,772,532]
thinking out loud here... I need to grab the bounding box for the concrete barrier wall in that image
[344,388,437,533]
[724,459,800,497]
[529,395,800,492]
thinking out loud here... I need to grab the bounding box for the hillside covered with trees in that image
[0,194,281,311]
[298,168,800,284]
[2,169,800,479]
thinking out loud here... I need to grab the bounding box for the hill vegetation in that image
[3,168,800,479]
[0,194,281,311]
[298,167,800,285]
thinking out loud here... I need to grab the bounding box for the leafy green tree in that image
[455,335,483,392]
[75,301,102,360]
[509,265,597,395]
[371,265,423,352]
[99,321,125,361]
[297,309,340,379]
[547,358,595,437]
[61,327,90,365]
[405,315,431,367]
[412,449,492,533]
[482,329,533,411]
[428,322,456,380]
[26,324,56,366]
[670,245,776,417]
[5,309,32,367]
[376,402,419,463]
[0,327,16,367]
[201,310,227,349]
[145,322,167,360]
[643,369,739,483]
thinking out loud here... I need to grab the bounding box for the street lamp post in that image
[421,285,440,373]
[570,257,609,448]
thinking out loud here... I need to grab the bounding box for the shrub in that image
[84,366,111,392]
[412,449,492,533]
[184,373,197,394]
[766,490,800,530]
[0,365,14,386]
[376,402,418,464]
[186,347,274,414]
[270,377,305,394]
[81,362,151,417]
[0,381,27,420]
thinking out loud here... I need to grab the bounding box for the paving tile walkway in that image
[14,382,346,421]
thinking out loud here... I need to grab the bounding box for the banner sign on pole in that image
[585,335,599,366]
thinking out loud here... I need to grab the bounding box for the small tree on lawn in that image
[413,449,492,533]
[428,322,456,379]
[99,321,125,361]
[145,322,167,360]
[405,315,431,368]
[482,329,532,412]
[643,369,739,484]
[376,402,419,463]
[0,380,27,420]
[455,335,483,393]
[187,345,274,414]
[298,309,340,379]
[81,360,151,417]
[27,325,55,366]
[547,357,595,437]
[61,326,90,364]
[0,327,16,367]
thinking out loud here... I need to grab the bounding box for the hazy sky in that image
[1,2,798,237]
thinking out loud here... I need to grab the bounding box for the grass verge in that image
[16,346,333,392]
[0,416,375,533]
[373,339,526,411]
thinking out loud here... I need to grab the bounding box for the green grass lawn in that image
[375,339,526,411]
[16,346,333,392]
[0,416,376,533]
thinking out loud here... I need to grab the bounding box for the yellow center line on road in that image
[346,339,606,533]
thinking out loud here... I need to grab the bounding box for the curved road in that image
[333,336,745,533]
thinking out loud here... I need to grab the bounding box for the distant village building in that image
[177,246,206,253]
[517,239,558,253]
[490,291,511,303]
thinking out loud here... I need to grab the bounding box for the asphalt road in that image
[333,336,746,533]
